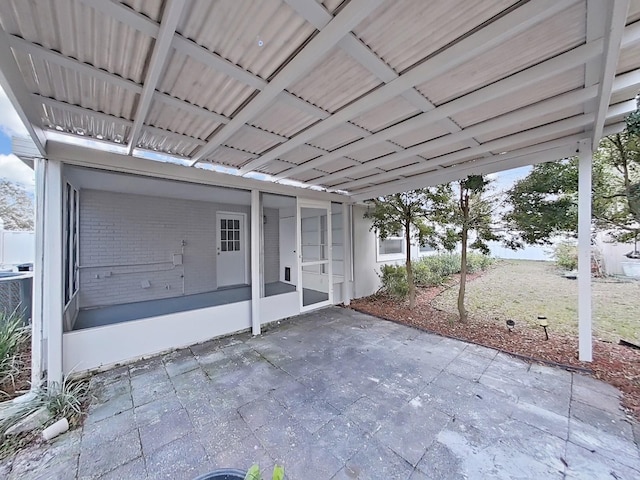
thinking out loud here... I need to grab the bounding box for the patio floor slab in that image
[3,307,639,479]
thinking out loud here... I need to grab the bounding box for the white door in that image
[216,212,247,288]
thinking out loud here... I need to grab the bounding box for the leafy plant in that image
[40,376,89,427]
[0,307,30,391]
[378,264,409,299]
[0,376,89,438]
[364,187,454,309]
[245,464,284,480]
[552,241,578,271]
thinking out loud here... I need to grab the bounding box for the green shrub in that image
[378,264,409,299]
[378,252,493,296]
[0,308,30,390]
[467,252,494,273]
[553,242,578,271]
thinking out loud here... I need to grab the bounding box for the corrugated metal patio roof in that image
[1,0,640,200]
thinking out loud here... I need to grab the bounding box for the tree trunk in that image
[458,223,468,322]
[458,188,469,322]
[406,220,416,309]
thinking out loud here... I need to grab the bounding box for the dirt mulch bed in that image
[350,275,640,420]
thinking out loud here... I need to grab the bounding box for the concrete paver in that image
[2,306,639,479]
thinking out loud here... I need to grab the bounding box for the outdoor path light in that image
[538,315,549,340]
[506,319,515,333]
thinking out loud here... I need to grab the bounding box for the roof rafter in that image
[82,0,332,125]
[314,84,601,186]
[189,0,384,165]
[342,101,633,194]
[352,134,592,201]
[280,37,604,183]
[238,0,572,176]
[339,113,599,191]
[284,0,480,173]
[127,0,186,155]
[350,120,633,200]
[589,0,629,149]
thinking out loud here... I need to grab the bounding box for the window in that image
[377,230,405,260]
[419,244,435,254]
[63,182,79,305]
[220,218,241,252]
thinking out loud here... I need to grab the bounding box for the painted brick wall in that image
[79,189,265,308]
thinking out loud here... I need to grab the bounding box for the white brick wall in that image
[79,189,271,308]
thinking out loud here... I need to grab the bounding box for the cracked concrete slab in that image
[2,307,638,479]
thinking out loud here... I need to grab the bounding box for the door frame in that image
[215,211,249,288]
[297,198,333,312]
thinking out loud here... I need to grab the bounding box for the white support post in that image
[578,139,593,362]
[30,158,46,388]
[250,189,261,335]
[342,203,352,306]
[43,158,64,387]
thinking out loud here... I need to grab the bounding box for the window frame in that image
[376,230,406,261]
[63,182,80,307]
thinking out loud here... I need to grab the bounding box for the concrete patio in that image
[3,307,639,479]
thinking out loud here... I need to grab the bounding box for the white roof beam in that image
[126,0,186,155]
[238,0,574,175]
[351,136,589,201]
[86,0,332,129]
[284,0,480,177]
[353,143,582,200]
[338,114,598,191]
[190,0,384,165]
[0,28,46,155]
[154,91,229,125]
[279,38,603,182]
[9,35,143,94]
[590,0,629,149]
[342,101,633,194]
[80,0,160,37]
[314,85,600,186]
[35,95,205,148]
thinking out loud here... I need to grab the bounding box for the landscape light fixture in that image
[538,315,549,340]
[506,319,515,333]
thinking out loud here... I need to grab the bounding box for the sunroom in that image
[1,0,640,388]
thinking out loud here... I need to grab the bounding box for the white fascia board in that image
[45,141,349,203]
[238,0,574,175]
[127,0,186,155]
[191,0,385,164]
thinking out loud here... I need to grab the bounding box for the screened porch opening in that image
[63,166,259,331]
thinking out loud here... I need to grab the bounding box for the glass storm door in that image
[298,200,332,311]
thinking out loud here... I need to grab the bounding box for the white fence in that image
[0,228,35,269]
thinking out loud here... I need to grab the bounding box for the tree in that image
[503,122,640,251]
[436,175,501,322]
[364,187,453,309]
[0,179,34,231]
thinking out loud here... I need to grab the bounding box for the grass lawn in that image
[431,259,640,344]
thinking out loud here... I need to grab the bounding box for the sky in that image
[0,85,34,191]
